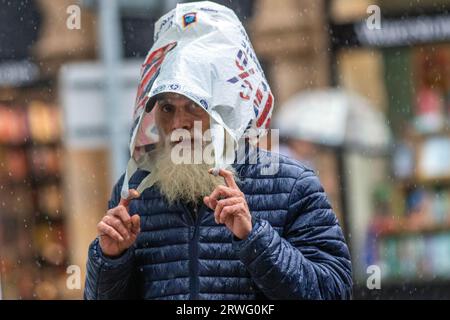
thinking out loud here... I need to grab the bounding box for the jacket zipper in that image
[184,203,205,300]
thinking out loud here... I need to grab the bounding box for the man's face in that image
[150,92,233,205]
[154,92,210,147]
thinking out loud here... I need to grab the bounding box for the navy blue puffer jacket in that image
[84,149,352,300]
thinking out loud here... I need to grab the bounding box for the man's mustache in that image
[165,129,211,146]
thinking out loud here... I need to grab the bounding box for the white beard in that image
[150,140,237,205]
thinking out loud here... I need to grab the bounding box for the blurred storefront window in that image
[330,0,450,298]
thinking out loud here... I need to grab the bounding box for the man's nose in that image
[171,109,193,131]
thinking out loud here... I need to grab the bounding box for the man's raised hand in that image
[97,189,141,258]
[204,169,252,240]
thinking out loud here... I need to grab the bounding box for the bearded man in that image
[84,2,352,300]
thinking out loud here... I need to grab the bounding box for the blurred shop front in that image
[329,0,450,298]
[0,0,155,299]
[250,0,450,299]
[0,0,100,299]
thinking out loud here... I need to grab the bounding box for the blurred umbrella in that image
[273,88,393,240]
[273,89,392,155]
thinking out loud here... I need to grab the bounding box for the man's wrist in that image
[232,218,270,265]
[233,215,257,241]
[94,238,133,266]
[98,240,128,260]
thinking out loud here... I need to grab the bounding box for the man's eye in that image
[161,104,173,113]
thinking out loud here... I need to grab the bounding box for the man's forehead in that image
[156,92,194,103]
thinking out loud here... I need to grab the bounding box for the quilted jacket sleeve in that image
[84,174,139,300]
[232,169,353,300]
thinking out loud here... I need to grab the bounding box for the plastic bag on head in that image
[121,1,274,199]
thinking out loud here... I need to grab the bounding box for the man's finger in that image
[103,215,130,240]
[218,204,241,224]
[130,214,141,235]
[203,196,212,209]
[208,185,237,205]
[98,221,124,242]
[214,197,241,223]
[209,168,239,189]
[110,206,132,229]
[119,189,140,209]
